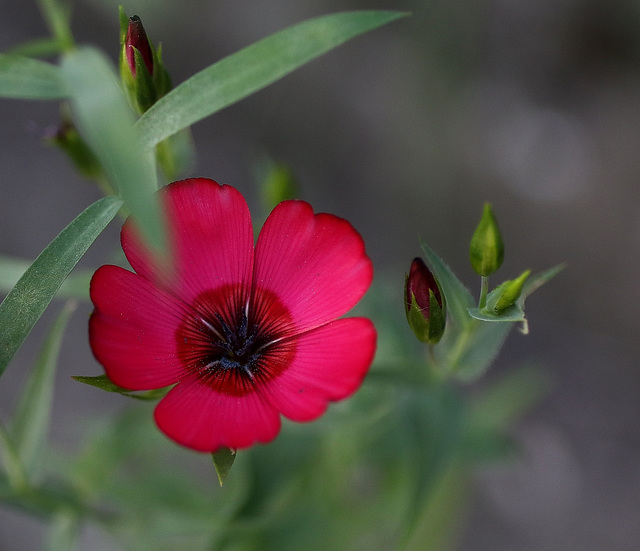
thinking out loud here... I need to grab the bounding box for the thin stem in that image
[0,478,119,527]
[428,344,438,367]
[478,276,489,310]
[37,0,75,52]
[0,421,28,494]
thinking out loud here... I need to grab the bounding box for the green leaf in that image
[0,54,67,99]
[155,129,195,181]
[61,47,166,256]
[0,255,92,300]
[419,240,475,331]
[136,11,408,149]
[5,38,66,59]
[0,196,122,378]
[394,385,466,541]
[467,303,526,323]
[72,374,172,401]
[400,462,469,551]
[450,322,513,381]
[212,447,236,486]
[471,366,552,430]
[12,301,77,478]
[522,263,566,298]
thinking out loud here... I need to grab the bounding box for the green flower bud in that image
[47,106,103,181]
[469,202,504,276]
[404,257,446,344]
[485,269,531,314]
[262,161,297,210]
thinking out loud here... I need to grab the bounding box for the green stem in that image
[37,0,75,52]
[0,422,28,493]
[478,276,489,310]
[0,477,118,527]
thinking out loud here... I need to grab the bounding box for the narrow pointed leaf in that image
[61,47,166,256]
[451,323,513,381]
[0,255,92,300]
[521,263,566,298]
[0,54,67,99]
[137,11,408,148]
[72,374,171,401]
[420,240,475,330]
[212,447,236,486]
[5,38,65,58]
[12,301,77,477]
[0,196,123,378]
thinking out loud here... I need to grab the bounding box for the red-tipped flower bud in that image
[404,257,446,344]
[119,8,171,114]
[125,16,154,77]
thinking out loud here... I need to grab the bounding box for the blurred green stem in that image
[0,477,118,526]
[37,0,74,52]
[0,422,28,493]
[400,461,469,551]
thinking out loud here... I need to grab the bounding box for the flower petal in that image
[121,179,254,305]
[262,317,376,422]
[89,265,187,390]
[252,200,373,333]
[154,376,281,452]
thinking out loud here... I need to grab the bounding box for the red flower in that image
[89,179,376,452]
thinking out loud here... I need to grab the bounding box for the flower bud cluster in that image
[404,202,534,347]
[469,203,530,315]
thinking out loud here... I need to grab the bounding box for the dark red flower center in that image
[176,285,295,396]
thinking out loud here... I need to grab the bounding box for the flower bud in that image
[119,8,171,114]
[261,161,297,210]
[404,257,446,344]
[47,105,104,182]
[485,269,531,314]
[125,15,154,77]
[49,121,103,180]
[469,203,504,276]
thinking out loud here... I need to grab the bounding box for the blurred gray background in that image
[1,0,639,549]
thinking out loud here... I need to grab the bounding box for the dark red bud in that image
[125,15,154,76]
[405,257,443,315]
[404,257,446,344]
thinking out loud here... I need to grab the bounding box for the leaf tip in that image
[212,447,236,486]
